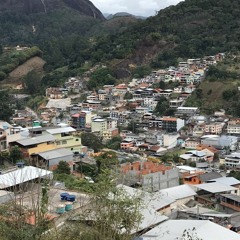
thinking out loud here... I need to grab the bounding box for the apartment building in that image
[227,119,240,135]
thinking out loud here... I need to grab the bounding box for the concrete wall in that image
[48,155,73,170]
[142,168,179,192]
[0,191,14,204]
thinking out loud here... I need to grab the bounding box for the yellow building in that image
[46,127,82,153]
[9,134,56,158]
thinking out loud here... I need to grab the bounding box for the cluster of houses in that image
[2,52,240,238]
[0,121,87,171]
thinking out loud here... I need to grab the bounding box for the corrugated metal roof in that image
[199,172,222,182]
[196,182,237,193]
[116,185,168,234]
[38,148,73,160]
[139,220,240,240]
[221,194,240,203]
[116,184,175,211]
[159,184,196,200]
[130,207,168,234]
[210,177,240,186]
[46,127,76,135]
[181,206,232,218]
[16,134,55,146]
[0,166,53,189]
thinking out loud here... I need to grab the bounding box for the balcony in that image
[221,201,240,212]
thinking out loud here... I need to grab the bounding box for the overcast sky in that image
[91,0,184,17]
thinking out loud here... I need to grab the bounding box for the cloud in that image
[91,0,184,17]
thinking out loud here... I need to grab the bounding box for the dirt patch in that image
[1,56,46,86]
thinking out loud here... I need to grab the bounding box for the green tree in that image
[23,70,42,95]
[55,161,71,175]
[96,151,118,174]
[9,146,23,164]
[124,92,133,100]
[81,132,103,152]
[228,170,240,180]
[154,96,169,115]
[46,172,142,240]
[0,90,14,121]
[106,136,122,150]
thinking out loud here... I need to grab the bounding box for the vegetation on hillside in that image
[185,56,240,116]
[0,46,42,80]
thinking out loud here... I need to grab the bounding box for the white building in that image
[225,152,240,169]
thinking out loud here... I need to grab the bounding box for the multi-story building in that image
[176,107,199,116]
[149,118,163,129]
[225,152,240,169]
[9,134,56,158]
[227,119,240,135]
[185,137,201,149]
[201,135,238,151]
[91,118,107,134]
[107,118,118,129]
[121,161,179,192]
[46,127,82,153]
[162,117,185,132]
[98,90,107,101]
[120,140,134,150]
[71,111,96,129]
[102,128,119,140]
[169,99,184,108]
[82,100,101,110]
[204,122,224,135]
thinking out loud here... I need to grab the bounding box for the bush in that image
[0,71,6,81]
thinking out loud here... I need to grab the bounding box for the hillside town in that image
[1,52,240,239]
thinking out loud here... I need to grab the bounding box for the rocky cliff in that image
[0,0,105,19]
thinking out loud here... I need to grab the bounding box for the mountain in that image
[0,0,107,70]
[0,0,105,19]
[104,12,146,20]
[90,0,240,71]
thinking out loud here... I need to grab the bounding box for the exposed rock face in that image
[0,0,105,19]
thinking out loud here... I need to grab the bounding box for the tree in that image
[81,132,103,152]
[124,92,133,100]
[23,70,42,95]
[154,96,169,115]
[96,151,118,174]
[9,146,23,164]
[195,89,203,99]
[45,171,142,240]
[228,170,240,180]
[106,136,122,150]
[55,161,71,175]
[0,91,14,122]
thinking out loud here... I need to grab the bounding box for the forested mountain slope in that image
[89,0,240,70]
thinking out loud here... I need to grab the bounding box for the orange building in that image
[121,161,172,175]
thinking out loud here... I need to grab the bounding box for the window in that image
[56,141,61,145]
[62,140,67,144]
[61,132,70,137]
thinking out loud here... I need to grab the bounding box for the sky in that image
[90,0,184,17]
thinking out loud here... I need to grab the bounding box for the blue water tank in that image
[16,162,25,168]
[66,195,76,202]
[60,192,69,201]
